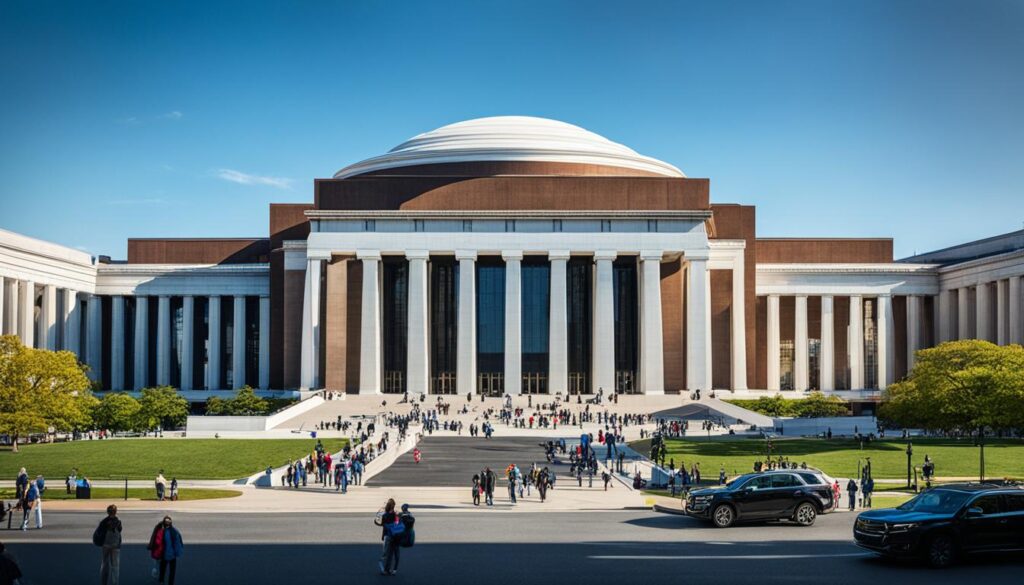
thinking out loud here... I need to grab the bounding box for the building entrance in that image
[567,372,590,394]
[477,372,504,396]
[615,370,639,394]
[522,372,547,394]
[431,372,457,394]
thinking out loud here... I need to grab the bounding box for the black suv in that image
[854,483,1024,568]
[684,470,835,528]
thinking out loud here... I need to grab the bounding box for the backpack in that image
[384,517,406,538]
[399,514,416,548]
[92,521,106,547]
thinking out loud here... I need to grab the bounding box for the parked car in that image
[853,483,1024,568]
[684,469,835,527]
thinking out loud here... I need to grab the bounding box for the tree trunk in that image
[11,433,18,453]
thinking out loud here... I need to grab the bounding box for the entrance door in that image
[477,372,504,397]
[615,370,637,394]
[522,373,547,394]
[568,373,589,395]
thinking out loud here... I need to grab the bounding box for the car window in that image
[771,474,800,488]
[897,489,971,514]
[742,476,773,490]
[970,495,1002,515]
[797,473,822,485]
[1004,494,1024,513]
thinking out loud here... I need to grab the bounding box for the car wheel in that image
[926,534,956,568]
[712,504,735,528]
[793,502,816,526]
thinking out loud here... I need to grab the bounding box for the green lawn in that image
[0,438,348,480]
[634,437,1024,480]
[0,487,241,501]
[870,494,914,509]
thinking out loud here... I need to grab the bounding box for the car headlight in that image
[887,523,918,532]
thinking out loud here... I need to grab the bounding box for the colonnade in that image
[300,248,747,394]
[939,276,1024,346]
[0,276,81,356]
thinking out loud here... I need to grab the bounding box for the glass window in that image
[771,474,800,488]
[969,495,1001,515]
[797,473,822,485]
[743,476,773,490]
[521,259,549,378]
[476,261,505,375]
[1003,494,1024,513]
[897,490,970,514]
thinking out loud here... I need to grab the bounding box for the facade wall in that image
[757,239,893,264]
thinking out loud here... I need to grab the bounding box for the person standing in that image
[482,467,495,506]
[602,471,611,491]
[14,469,28,502]
[147,516,184,585]
[0,542,24,585]
[862,476,874,508]
[413,448,422,464]
[846,479,858,511]
[377,499,402,575]
[471,474,481,506]
[94,505,122,585]
[507,466,517,504]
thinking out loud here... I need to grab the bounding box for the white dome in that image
[333,116,685,178]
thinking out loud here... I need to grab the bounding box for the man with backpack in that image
[93,505,122,585]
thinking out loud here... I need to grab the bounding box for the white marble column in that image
[181,296,194,391]
[0,277,4,336]
[877,295,894,389]
[3,279,16,336]
[976,283,992,342]
[1010,277,1023,345]
[300,257,324,390]
[766,294,780,391]
[40,285,57,350]
[232,295,246,389]
[503,251,523,395]
[794,295,809,391]
[110,296,125,390]
[358,252,382,394]
[996,280,1008,345]
[849,295,864,390]
[406,251,430,394]
[958,287,972,339]
[686,253,712,391]
[133,296,149,389]
[19,280,35,348]
[456,251,477,395]
[156,295,171,386]
[730,255,748,391]
[938,290,952,343]
[86,294,102,383]
[207,296,221,390]
[548,251,569,395]
[62,288,79,355]
[820,295,835,391]
[907,295,922,369]
[258,295,270,390]
[592,251,617,393]
[640,251,665,395]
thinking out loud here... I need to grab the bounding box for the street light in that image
[905,441,913,489]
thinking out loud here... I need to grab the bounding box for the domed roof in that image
[333,116,685,179]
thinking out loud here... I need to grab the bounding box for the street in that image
[2,510,1021,584]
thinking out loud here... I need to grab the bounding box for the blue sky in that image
[1,0,1022,259]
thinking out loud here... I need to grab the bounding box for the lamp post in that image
[905,441,913,489]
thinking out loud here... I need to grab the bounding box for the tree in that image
[879,340,1024,479]
[227,386,270,415]
[93,392,142,432]
[795,392,849,418]
[204,386,270,416]
[136,386,189,430]
[0,335,96,452]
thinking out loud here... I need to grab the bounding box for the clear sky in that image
[1,0,1022,259]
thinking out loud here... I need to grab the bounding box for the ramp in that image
[653,398,774,429]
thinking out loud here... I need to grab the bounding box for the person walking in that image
[20,480,40,531]
[14,469,28,501]
[846,478,858,511]
[147,516,184,585]
[602,471,612,491]
[155,471,168,501]
[376,499,402,575]
[862,476,874,509]
[413,448,422,464]
[94,505,122,585]
[506,465,517,504]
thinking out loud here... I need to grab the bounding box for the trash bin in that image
[76,480,91,499]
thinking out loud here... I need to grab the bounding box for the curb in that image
[652,503,687,516]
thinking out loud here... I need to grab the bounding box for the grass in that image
[870,494,914,509]
[0,438,348,480]
[633,437,1024,480]
[0,487,241,501]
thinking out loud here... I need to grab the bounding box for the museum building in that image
[1,116,1023,403]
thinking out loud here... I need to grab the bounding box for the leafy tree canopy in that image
[205,386,270,416]
[0,335,96,451]
[93,392,142,432]
[879,340,1024,433]
[136,386,189,430]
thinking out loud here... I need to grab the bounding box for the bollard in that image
[124,477,128,501]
